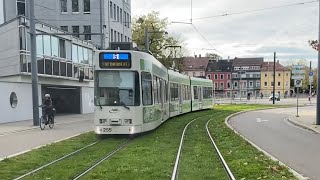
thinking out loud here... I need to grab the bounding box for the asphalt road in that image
[0,119,93,159]
[229,107,320,180]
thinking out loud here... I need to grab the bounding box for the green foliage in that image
[132,11,186,69]
[206,53,222,61]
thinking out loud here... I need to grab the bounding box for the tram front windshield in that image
[95,71,140,106]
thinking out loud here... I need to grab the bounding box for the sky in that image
[132,0,319,67]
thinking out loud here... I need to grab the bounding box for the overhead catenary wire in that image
[173,0,318,22]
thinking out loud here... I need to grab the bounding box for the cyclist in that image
[42,94,54,125]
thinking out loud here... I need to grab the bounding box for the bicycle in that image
[39,105,55,130]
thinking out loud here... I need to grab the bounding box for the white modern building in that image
[1,0,132,48]
[0,16,96,123]
[0,0,132,123]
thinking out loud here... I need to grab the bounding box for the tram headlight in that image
[124,119,132,124]
[100,119,108,124]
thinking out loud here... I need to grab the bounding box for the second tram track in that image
[171,114,235,180]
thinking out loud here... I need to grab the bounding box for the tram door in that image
[179,84,182,113]
[199,87,203,109]
[160,79,164,121]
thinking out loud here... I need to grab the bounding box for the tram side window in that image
[142,72,153,105]
[153,76,159,104]
[164,81,168,102]
[203,87,213,99]
[193,86,198,100]
[170,83,178,101]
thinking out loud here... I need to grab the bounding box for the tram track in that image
[13,138,132,180]
[171,114,235,180]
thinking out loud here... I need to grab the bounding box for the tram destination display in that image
[99,52,132,68]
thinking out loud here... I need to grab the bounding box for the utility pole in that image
[317,0,320,125]
[273,52,276,105]
[145,27,149,51]
[99,0,104,49]
[310,61,312,104]
[29,0,39,126]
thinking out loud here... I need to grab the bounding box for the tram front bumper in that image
[95,125,142,135]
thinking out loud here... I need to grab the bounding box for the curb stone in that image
[224,108,310,180]
[287,116,320,134]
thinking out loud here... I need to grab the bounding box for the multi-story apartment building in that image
[1,0,132,48]
[260,61,291,97]
[231,58,263,98]
[182,55,209,78]
[206,59,233,97]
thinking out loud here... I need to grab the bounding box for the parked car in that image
[269,94,280,101]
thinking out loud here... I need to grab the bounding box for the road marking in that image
[256,118,269,123]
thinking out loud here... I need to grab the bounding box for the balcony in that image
[20,53,93,81]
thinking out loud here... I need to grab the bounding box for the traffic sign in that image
[309,72,314,76]
[292,75,304,80]
[309,76,313,83]
[295,79,302,87]
[292,65,305,74]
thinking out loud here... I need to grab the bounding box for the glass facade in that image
[20,21,94,81]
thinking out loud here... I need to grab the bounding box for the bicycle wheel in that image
[49,116,54,129]
[39,116,46,130]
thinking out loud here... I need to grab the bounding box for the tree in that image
[205,53,222,61]
[132,11,187,68]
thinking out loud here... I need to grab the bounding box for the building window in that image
[286,81,289,87]
[278,82,281,87]
[214,74,218,79]
[264,82,267,87]
[220,74,224,80]
[59,39,66,58]
[60,26,68,32]
[72,26,80,37]
[265,73,267,77]
[10,92,18,108]
[193,72,196,77]
[214,83,218,89]
[17,0,26,16]
[84,0,90,13]
[117,6,120,22]
[114,4,116,20]
[84,25,91,40]
[60,0,67,13]
[227,74,230,79]
[278,73,281,77]
[227,82,231,88]
[114,30,117,42]
[200,72,203,76]
[271,82,274,86]
[110,1,113,18]
[121,34,123,42]
[256,81,260,87]
[234,82,238,87]
[72,0,79,12]
[220,82,224,89]
[111,29,113,42]
[124,35,127,42]
[118,32,120,42]
[249,81,253,87]
[286,73,289,76]
[207,74,211,79]
[120,8,123,23]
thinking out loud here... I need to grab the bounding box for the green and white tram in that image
[94,49,213,135]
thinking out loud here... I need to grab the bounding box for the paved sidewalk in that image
[287,106,320,133]
[0,113,94,136]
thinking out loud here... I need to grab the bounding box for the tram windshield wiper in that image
[120,102,130,110]
[95,96,103,110]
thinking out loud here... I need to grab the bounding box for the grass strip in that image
[179,111,228,180]
[81,110,214,179]
[209,104,296,179]
[0,132,97,180]
[24,138,127,180]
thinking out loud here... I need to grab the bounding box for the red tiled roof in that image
[261,62,289,71]
[182,56,209,70]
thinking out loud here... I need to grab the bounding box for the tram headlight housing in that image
[124,119,132,124]
[99,119,108,124]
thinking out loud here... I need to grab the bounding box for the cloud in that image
[132,0,319,66]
